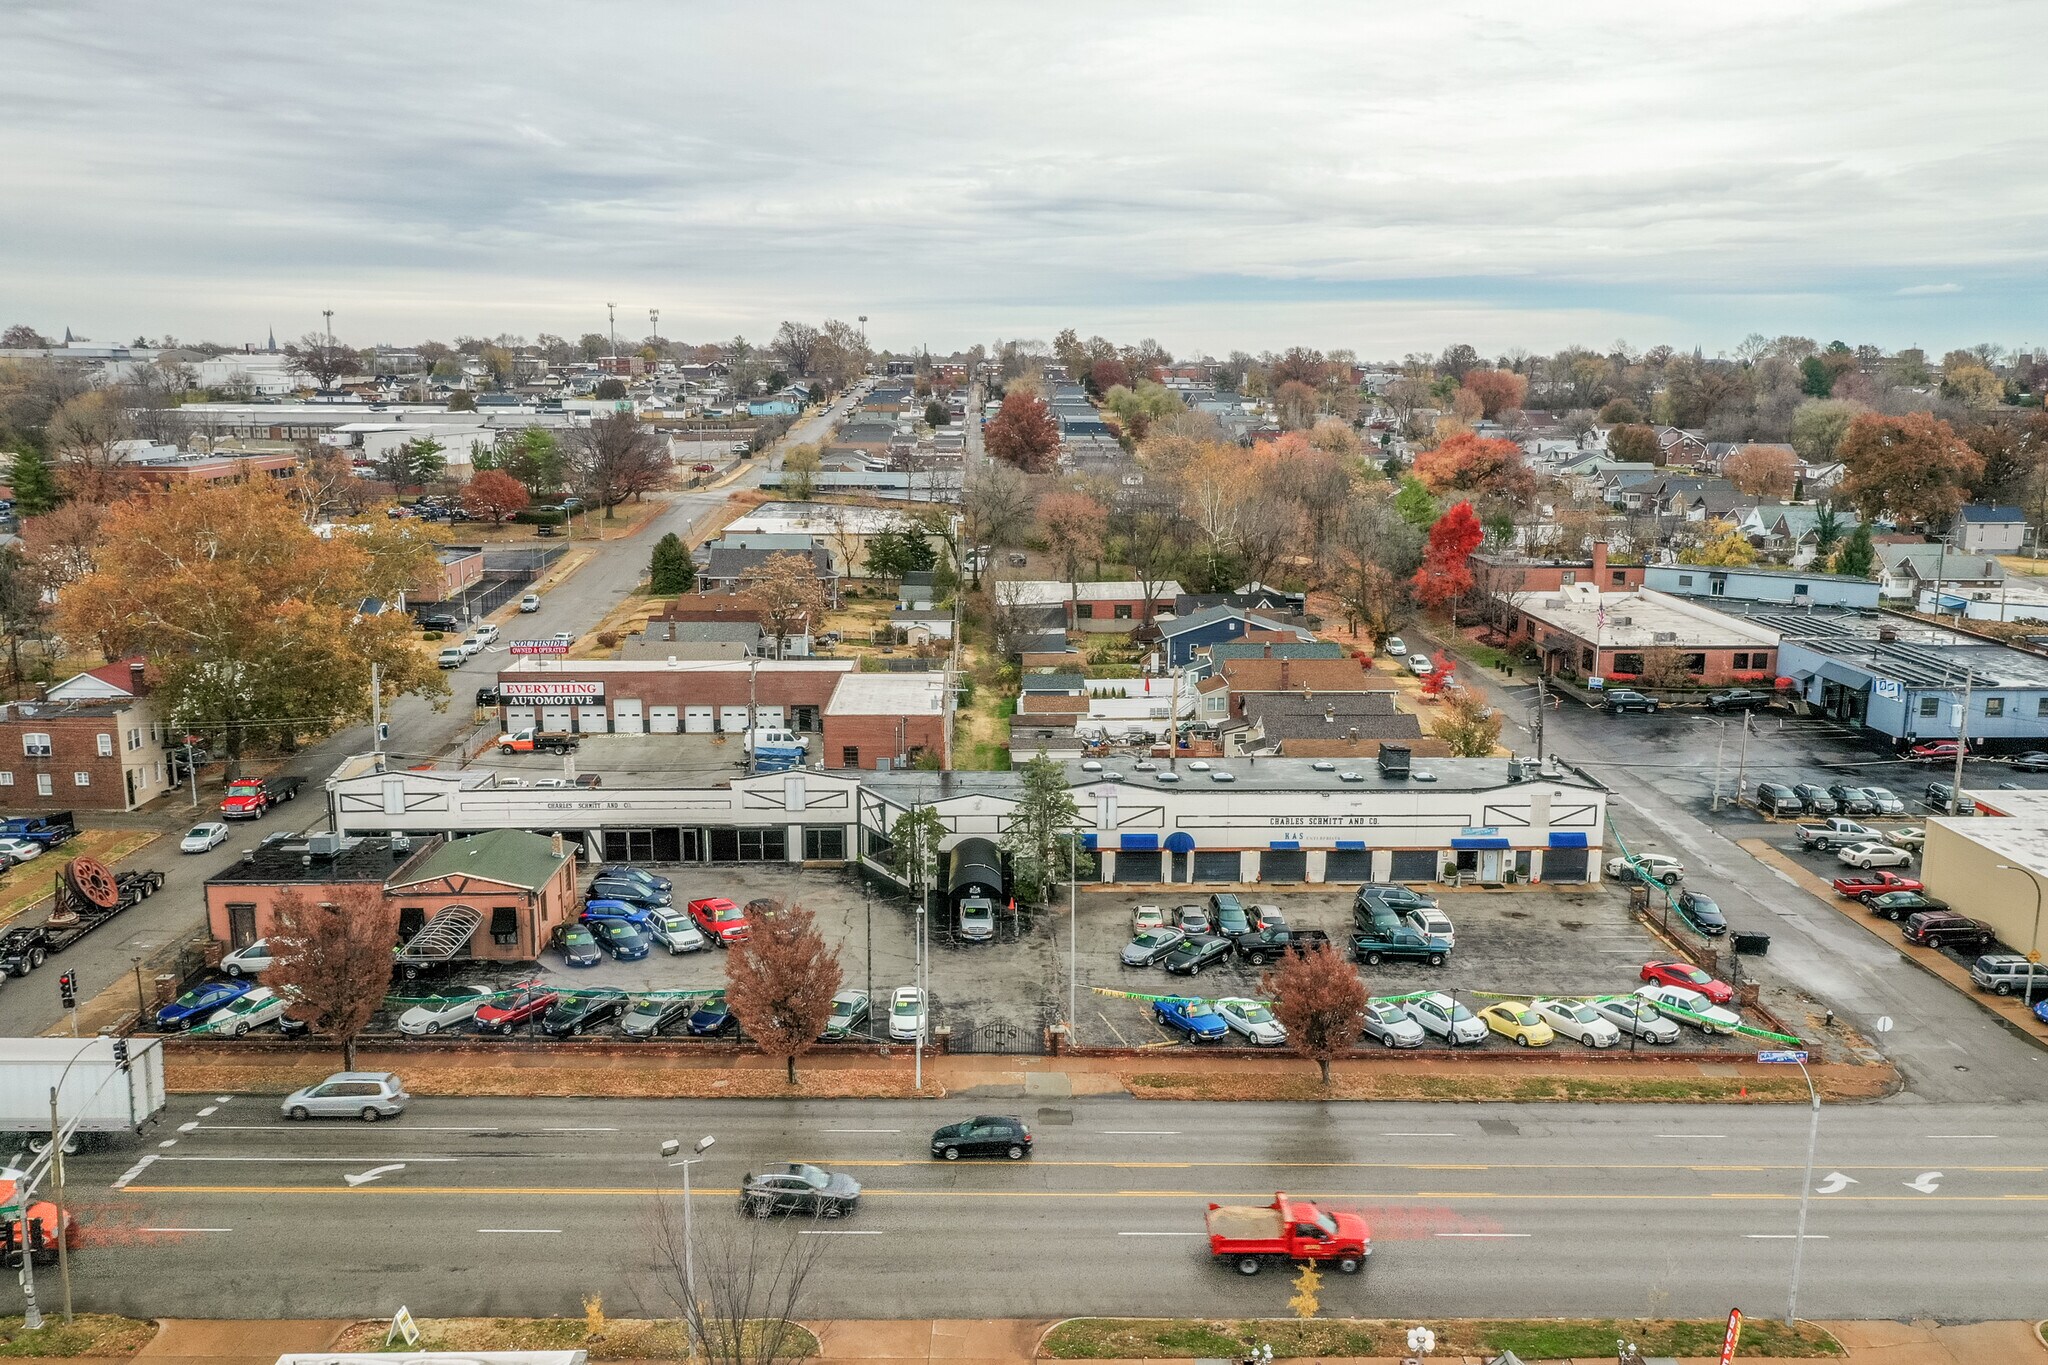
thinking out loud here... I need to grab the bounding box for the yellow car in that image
[1477,1001,1555,1048]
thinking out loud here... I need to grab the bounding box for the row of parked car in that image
[1119,888,1460,978]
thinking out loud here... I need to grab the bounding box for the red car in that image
[474,986,559,1034]
[688,896,751,945]
[1639,960,1734,1004]
[1831,870,1924,902]
[1908,740,1961,760]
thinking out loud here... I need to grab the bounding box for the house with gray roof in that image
[1953,504,2029,555]
[698,546,839,606]
[1876,544,2005,601]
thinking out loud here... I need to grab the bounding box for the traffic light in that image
[111,1039,129,1073]
[57,971,76,1009]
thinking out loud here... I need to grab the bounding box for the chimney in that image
[550,832,565,858]
[1262,642,1273,659]
[1591,539,1609,584]
[1324,704,1335,723]
[1279,658,1290,690]
[128,661,147,690]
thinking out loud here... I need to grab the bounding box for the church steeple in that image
[266,326,277,353]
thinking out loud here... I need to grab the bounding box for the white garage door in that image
[684,706,714,734]
[542,706,573,733]
[650,706,680,734]
[753,705,785,728]
[718,705,751,732]
[613,700,645,734]
[576,704,608,733]
[507,707,537,733]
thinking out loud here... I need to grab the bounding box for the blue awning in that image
[1548,832,1588,849]
[1165,831,1196,853]
[1081,833,1098,852]
[1269,840,1300,851]
[1451,836,1511,850]
[1334,840,1367,851]
[1120,833,1159,852]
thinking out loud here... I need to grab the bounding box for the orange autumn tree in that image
[57,481,445,769]
[1411,431,1536,503]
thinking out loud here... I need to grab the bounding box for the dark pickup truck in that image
[0,812,76,849]
[1349,921,1452,967]
[1233,927,1333,965]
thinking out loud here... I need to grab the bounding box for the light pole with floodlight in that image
[660,1133,715,1344]
[1993,863,2044,1007]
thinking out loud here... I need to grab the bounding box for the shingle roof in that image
[701,547,833,581]
[1020,673,1087,693]
[1205,641,1347,662]
[387,829,568,893]
[1219,658,1375,692]
[1958,504,2026,523]
[1155,604,1300,639]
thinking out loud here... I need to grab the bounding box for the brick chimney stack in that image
[1592,540,1609,584]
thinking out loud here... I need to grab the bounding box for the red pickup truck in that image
[1830,870,1923,902]
[1205,1192,1370,1276]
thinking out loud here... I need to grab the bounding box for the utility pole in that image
[370,662,382,760]
[1949,667,1973,812]
[1531,675,1547,760]
[183,734,198,810]
[606,302,616,359]
[48,1087,69,1322]
[1734,710,1753,798]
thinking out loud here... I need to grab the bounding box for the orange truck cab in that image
[1205,1192,1370,1276]
[0,1176,74,1266]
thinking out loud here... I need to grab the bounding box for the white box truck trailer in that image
[0,1037,166,1148]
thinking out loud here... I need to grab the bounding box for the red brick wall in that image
[0,713,161,812]
[496,668,848,710]
[823,712,949,769]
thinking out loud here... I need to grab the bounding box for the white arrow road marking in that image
[343,1163,408,1187]
[1815,1172,1857,1194]
[1905,1171,1943,1193]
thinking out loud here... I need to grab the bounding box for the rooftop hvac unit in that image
[1653,631,1677,643]
[1377,742,1411,779]
[305,832,342,858]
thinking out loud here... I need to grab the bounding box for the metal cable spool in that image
[66,856,120,910]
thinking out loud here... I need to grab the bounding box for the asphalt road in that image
[0,394,860,1041]
[1420,630,2048,1105]
[51,1094,2047,1323]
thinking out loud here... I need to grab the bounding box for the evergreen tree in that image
[1831,521,1877,578]
[8,447,59,515]
[1394,475,1438,531]
[648,532,696,594]
[1001,753,1093,905]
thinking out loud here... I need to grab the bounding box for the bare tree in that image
[566,413,673,517]
[283,331,355,390]
[650,1198,828,1365]
[263,884,400,1071]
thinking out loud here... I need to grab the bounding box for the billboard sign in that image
[499,680,604,701]
[509,640,571,656]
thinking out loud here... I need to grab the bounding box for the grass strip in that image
[1042,1316,1842,1359]
[334,1315,816,1360]
[0,1313,158,1357]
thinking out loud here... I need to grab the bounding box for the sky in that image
[3,0,2045,360]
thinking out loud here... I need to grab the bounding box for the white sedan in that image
[1407,654,1434,676]
[221,939,274,978]
[1886,826,1927,850]
[181,823,230,854]
[472,623,499,643]
[1635,984,1741,1034]
[1606,852,1684,886]
[207,986,290,1036]
[398,985,492,1036]
[0,837,43,863]
[888,986,926,1043]
[1591,996,1681,1044]
[1531,998,1621,1048]
[1837,841,1912,869]
[1216,997,1288,1047]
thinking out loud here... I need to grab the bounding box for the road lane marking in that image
[478,1228,560,1234]
[824,1129,901,1134]
[160,1156,460,1164]
[192,1124,500,1132]
[1102,1131,1181,1135]
[112,1154,159,1190]
[1658,1134,1727,1139]
[157,1140,176,1149]
[1118,1231,1203,1237]
[1925,1135,2000,1139]
[142,1227,231,1233]
[799,1229,883,1236]
[196,1106,217,1117]
[794,1158,2043,1174]
[1435,1232,1530,1238]
[176,1122,197,1133]
[1382,1132,1458,1137]
[542,1127,617,1133]
[1747,1234,1828,1239]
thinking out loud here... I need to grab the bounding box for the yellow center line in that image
[800,1159,2047,1174]
[117,1184,2048,1203]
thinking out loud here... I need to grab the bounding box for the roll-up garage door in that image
[576,704,608,733]
[684,706,714,733]
[541,706,573,733]
[1323,849,1374,882]
[650,706,680,734]
[613,700,645,734]
[1261,849,1307,882]
[1114,850,1161,883]
[1544,848,1591,882]
[718,705,751,732]
[754,706,785,728]
[1389,849,1438,883]
[507,707,537,733]
[1193,851,1240,882]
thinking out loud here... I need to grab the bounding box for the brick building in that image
[1471,540,1645,596]
[1505,584,1781,687]
[823,673,952,770]
[412,546,486,604]
[205,828,578,965]
[0,659,176,811]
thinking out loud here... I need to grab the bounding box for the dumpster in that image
[1732,930,1771,956]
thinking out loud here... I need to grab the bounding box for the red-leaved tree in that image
[1412,500,1484,612]
[1264,942,1369,1087]
[1411,432,1536,503]
[983,392,1061,474]
[1419,650,1456,698]
[724,901,843,1084]
[262,884,400,1071]
[461,469,532,524]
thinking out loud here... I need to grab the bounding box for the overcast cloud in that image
[3,0,2043,356]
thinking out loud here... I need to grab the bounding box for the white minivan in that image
[742,726,810,755]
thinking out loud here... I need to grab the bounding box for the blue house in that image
[1772,615,2048,744]
[747,398,800,418]
[1155,605,1310,670]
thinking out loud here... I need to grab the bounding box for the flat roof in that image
[1770,615,2048,689]
[826,672,948,716]
[1518,586,1780,649]
[1924,812,2048,875]
[1053,755,1599,796]
[207,835,429,886]
[500,658,853,675]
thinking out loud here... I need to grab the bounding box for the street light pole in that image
[1785,1057,1820,1327]
[1067,834,1078,1028]
[661,1134,715,1350]
[1994,864,2044,1008]
[47,1087,69,1322]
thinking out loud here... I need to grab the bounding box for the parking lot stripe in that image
[1118,1231,1202,1237]
[800,1229,883,1236]
[1102,1130,1180,1135]
[1658,1133,1728,1138]
[1382,1132,1458,1137]
[825,1128,901,1134]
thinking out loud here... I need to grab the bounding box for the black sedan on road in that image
[1676,890,1728,937]
[539,988,629,1037]
[739,1163,862,1218]
[1160,934,1233,976]
[930,1115,1033,1161]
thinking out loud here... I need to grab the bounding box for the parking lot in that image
[483,732,772,787]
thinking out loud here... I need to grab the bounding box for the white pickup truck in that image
[1796,817,1883,851]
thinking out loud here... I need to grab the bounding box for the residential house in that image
[1654,426,1710,464]
[0,658,177,811]
[994,579,1183,633]
[1734,504,1858,567]
[1171,583,1308,617]
[1609,475,1745,523]
[618,619,766,662]
[1219,690,1425,759]
[696,546,840,608]
[1876,545,2005,602]
[1953,505,2029,555]
[1154,605,1312,669]
[892,608,954,646]
[898,572,938,611]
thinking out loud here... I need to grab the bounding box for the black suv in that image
[416,612,461,632]
[1755,783,1804,817]
[1605,690,1659,714]
[1903,912,1997,951]
[930,1115,1032,1161]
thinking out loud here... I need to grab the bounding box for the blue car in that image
[553,924,602,968]
[156,978,253,1031]
[1152,997,1229,1043]
[595,865,672,894]
[581,898,655,928]
[588,918,650,962]
[2035,998,2048,1025]
[687,990,736,1036]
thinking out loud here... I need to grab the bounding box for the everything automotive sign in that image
[499,680,605,701]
